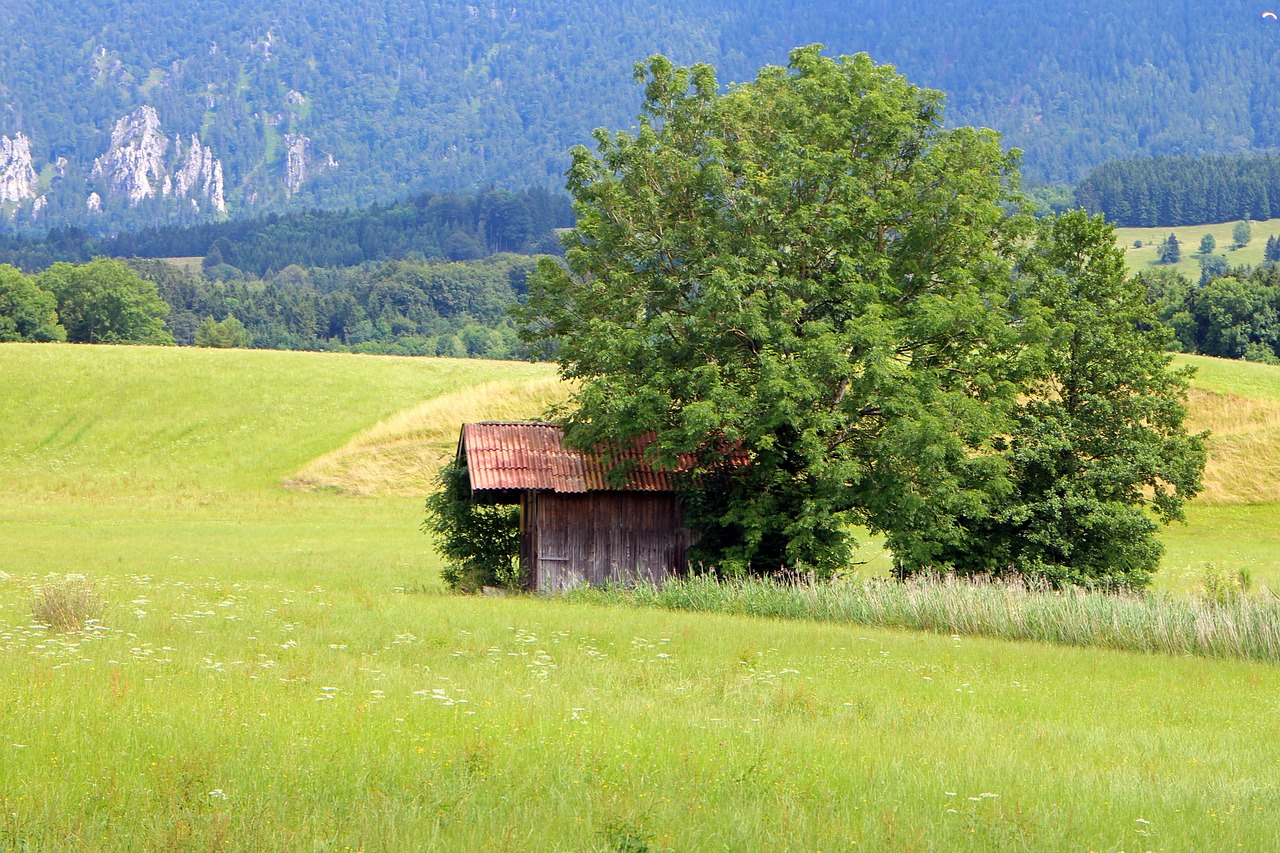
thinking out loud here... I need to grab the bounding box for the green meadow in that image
[3,342,1280,850]
[1115,217,1280,280]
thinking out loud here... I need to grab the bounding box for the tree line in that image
[0,187,572,276]
[1077,153,1280,227]
[1141,263,1280,364]
[0,253,543,359]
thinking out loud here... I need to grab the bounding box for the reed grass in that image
[571,573,1280,664]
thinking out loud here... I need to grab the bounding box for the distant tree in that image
[1199,233,1216,254]
[1158,233,1182,264]
[1198,253,1231,286]
[1233,220,1253,248]
[1267,234,1280,262]
[1135,267,1198,351]
[0,264,65,342]
[194,316,251,348]
[38,259,173,345]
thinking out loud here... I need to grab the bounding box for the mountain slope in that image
[3,0,1279,232]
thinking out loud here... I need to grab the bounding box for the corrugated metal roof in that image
[460,422,679,493]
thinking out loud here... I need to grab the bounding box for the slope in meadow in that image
[0,343,553,498]
[287,376,570,496]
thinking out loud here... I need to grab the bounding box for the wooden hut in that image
[456,422,691,592]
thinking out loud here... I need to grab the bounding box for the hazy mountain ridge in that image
[3,0,1279,232]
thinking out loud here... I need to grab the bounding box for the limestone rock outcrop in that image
[0,134,39,205]
[92,106,168,205]
[91,106,226,213]
[283,133,335,195]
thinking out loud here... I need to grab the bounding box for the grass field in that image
[4,342,1280,849]
[1115,217,1280,280]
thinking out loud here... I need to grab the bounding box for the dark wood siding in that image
[530,492,688,593]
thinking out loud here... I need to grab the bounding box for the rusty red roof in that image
[459,422,679,493]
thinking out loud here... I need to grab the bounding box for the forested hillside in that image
[3,0,1280,233]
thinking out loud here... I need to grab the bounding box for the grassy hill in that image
[3,343,1280,849]
[1115,217,1280,279]
[0,343,555,586]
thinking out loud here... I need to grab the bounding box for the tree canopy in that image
[523,47,1204,587]
[898,212,1205,588]
[0,265,65,342]
[525,47,1032,576]
[38,259,173,345]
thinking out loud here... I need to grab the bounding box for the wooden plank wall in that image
[530,492,688,593]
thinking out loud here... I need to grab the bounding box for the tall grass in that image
[571,573,1280,664]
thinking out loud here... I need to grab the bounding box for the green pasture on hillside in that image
[1116,217,1280,279]
[3,343,1280,849]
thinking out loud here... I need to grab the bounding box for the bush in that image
[1200,563,1253,606]
[422,457,522,591]
[32,578,104,632]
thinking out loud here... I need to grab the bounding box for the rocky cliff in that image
[0,134,39,206]
[283,133,335,196]
[91,107,226,213]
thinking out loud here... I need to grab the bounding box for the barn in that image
[456,422,692,592]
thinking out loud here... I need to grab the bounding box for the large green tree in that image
[524,46,1034,575]
[37,259,173,345]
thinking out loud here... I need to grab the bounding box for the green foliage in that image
[136,253,536,356]
[525,47,1030,577]
[1199,233,1216,254]
[1023,184,1077,217]
[194,315,250,348]
[1234,220,1254,248]
[1080,153,1280,227]
[422,457,522,591]
[899,212,1206,589]
[38,259,173,344]
[1199,563,1253,607]
[1158,232,1181,264]
[0,188,572,273]
[0,264,64,342]
[1197,252,1231,286]
[1148,264,1280,362]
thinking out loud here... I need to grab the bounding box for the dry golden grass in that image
[1186,388,1280,505]
[286,378,1280,503]
[286,376,572,496]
